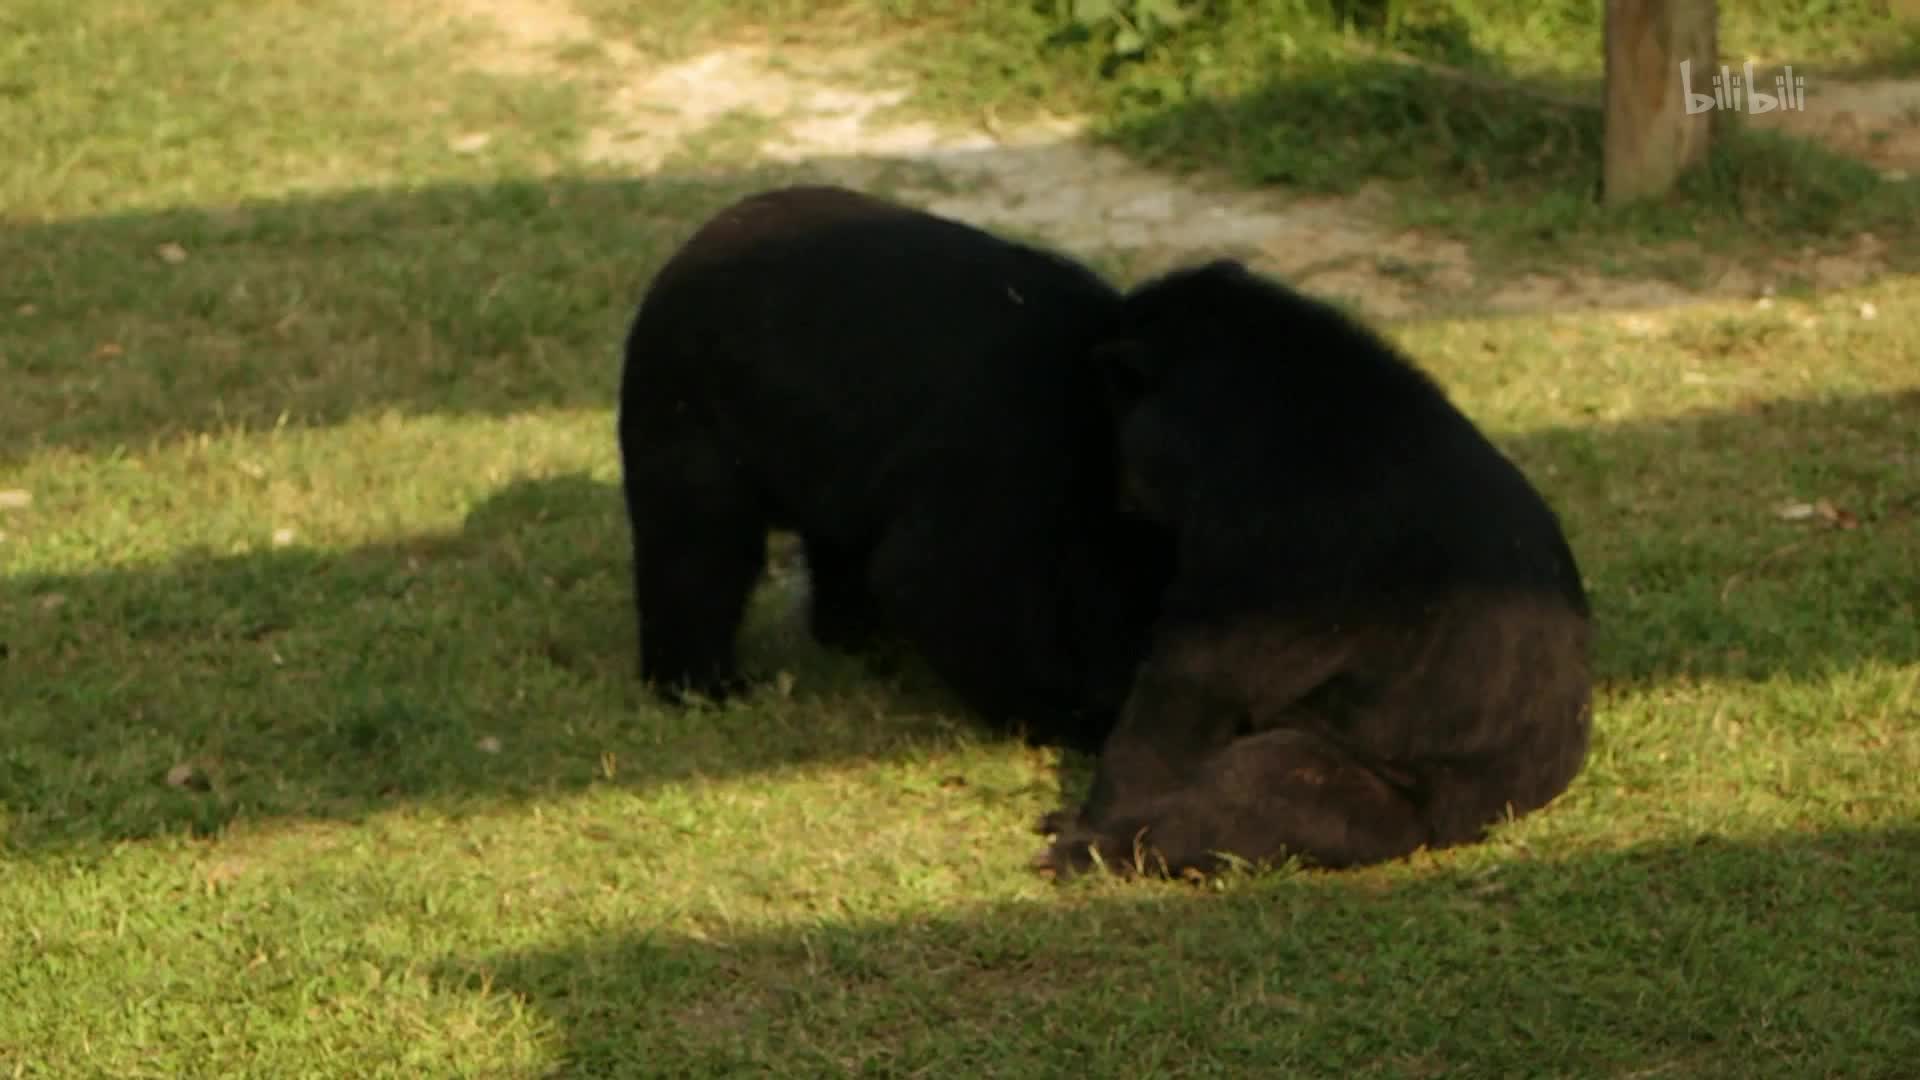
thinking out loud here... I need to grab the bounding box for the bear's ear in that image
[1091,338,1162,406]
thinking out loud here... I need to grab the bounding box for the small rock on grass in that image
[166,763,212,792]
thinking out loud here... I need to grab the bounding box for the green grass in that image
[5,0,1920,1075]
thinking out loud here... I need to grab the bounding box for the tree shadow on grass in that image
[3,384,1914,855]
[434,825,1920,1075]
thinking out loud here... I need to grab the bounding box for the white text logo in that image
[1681,60,1808,114]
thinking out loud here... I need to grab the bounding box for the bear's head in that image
[1088,258,1273,527]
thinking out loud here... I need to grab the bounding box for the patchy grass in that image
[578,0,1920,278]
[0,0,587,220]
[4,0,1920,1076]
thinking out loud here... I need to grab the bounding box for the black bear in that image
[617,184,1172,753]
[1035,259,1594,877]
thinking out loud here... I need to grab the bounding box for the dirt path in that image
[434,0,1915,321]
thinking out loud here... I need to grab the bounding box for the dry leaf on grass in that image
[1774,498,1862,528]
[1815,499,1862,529]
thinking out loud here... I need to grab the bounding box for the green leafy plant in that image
[1056,0,1211,67]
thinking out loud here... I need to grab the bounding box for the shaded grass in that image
[456,828,1920,1076]
[1092,55,1920,277]
[1,177,718,463]
[5,0,1920,1075]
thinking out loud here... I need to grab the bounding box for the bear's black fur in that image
[617,185,1172,753]
[1035,259,1594,877]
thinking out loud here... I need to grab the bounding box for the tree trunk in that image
[1603,0,1718,206]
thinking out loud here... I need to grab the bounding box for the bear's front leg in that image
[1030,819,1151,880]
[1032,807,1080,836]
[1044,660,1248,838]
[1031,806,1225,881]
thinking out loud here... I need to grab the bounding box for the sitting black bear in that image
[617,184,1171,753]
[1036,259,1594,877]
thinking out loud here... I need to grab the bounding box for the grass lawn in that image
[4,0,1918,1075]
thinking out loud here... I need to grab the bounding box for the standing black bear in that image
[1036,259,1593,877]
[617,184,1171,753]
